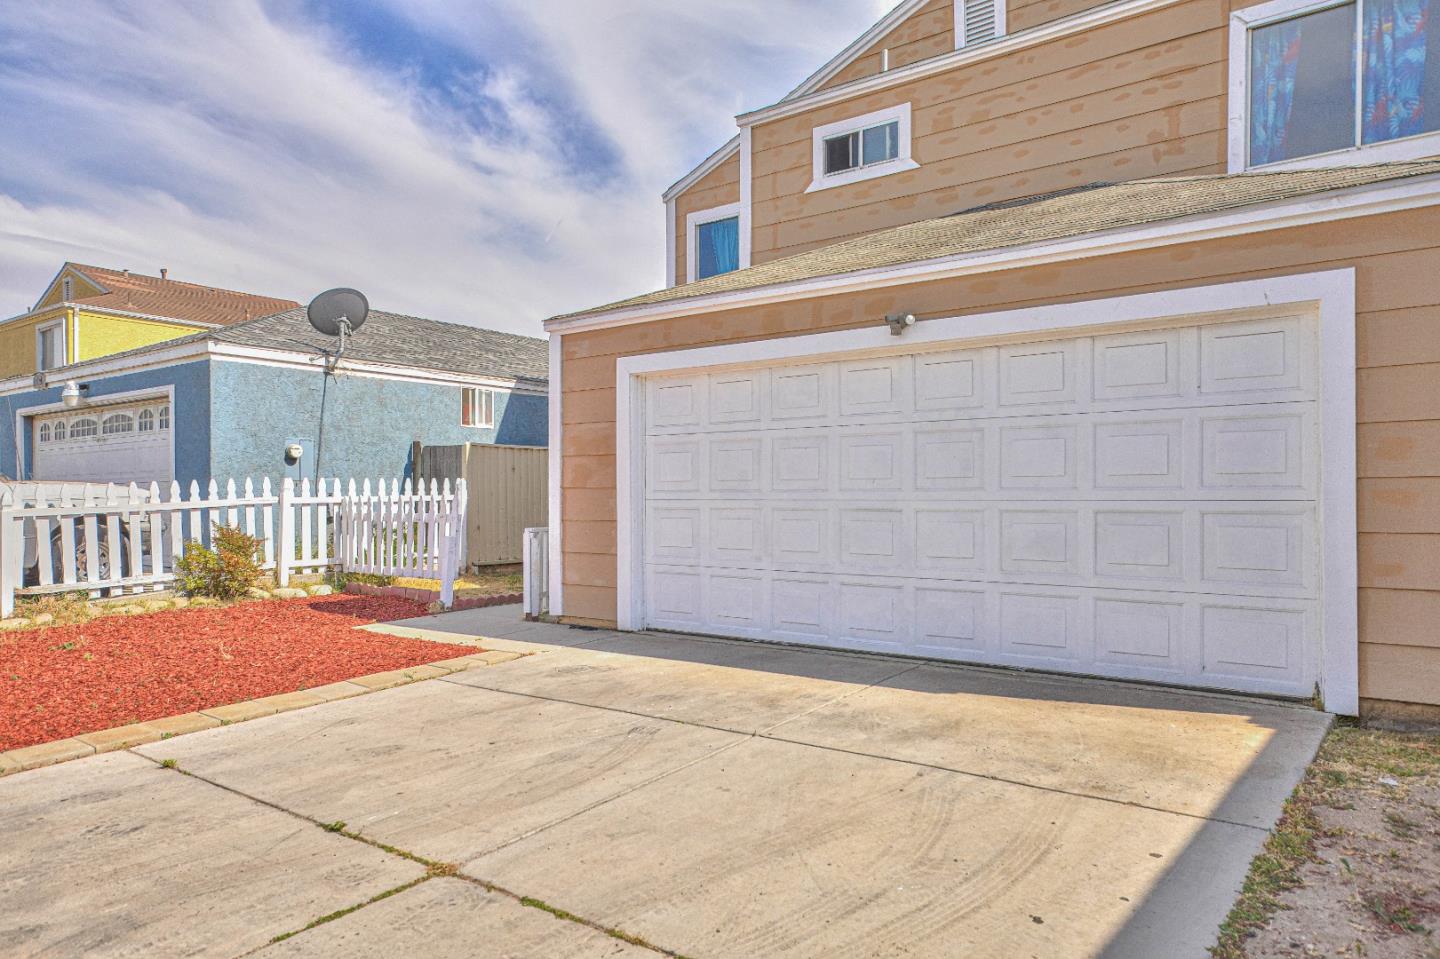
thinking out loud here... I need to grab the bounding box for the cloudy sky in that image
[0,0,893,337]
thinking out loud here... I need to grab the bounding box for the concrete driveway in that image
[0,605,1330,958]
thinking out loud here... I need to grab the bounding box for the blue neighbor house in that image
[0,308,548,490]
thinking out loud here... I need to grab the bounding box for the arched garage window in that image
[102,413,134,435]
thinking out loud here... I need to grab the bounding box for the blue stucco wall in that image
[0,361,211,487]
[208,360,547,487]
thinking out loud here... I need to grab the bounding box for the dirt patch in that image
[0,594,473,751]
[1216,725,1440,958]
[393,569,522,598]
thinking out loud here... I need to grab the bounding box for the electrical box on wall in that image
[283,437,314,482]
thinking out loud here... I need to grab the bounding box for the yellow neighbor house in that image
[0,263,299,379]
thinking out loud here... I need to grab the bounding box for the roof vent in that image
[160,268,168,280]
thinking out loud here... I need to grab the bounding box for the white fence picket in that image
[0,475,466,610]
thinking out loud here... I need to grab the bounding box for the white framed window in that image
[138,408,155,431]
[685,202,743,283]
[52,420,66,441]
[1230,0,1440,171]
[954,0,1005,48]
[70,417,98,439]
[38,422,52,444]
[462,387,495,428]
[806,103,920,193]
[36,322,64,371]
[158,404,170,429]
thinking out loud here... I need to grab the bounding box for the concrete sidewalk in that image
[0,606,1330,958]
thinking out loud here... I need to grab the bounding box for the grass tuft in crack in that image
[268,877,430,944]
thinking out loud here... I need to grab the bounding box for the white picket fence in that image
[0,477,468,617]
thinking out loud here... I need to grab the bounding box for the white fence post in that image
[523,527,549,619]
[276,477,294,588]
[0,488,17,618]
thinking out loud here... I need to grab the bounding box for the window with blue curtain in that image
[1248,0,1440,166]
[696,216,739,280]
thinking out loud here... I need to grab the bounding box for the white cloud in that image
[0,0,889,336]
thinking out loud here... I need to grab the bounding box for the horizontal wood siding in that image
[672,153,741,286]
[749,0,1229,264]
[820,0,956,91]
[558,206,1440,707]
[1009,0,1126,32]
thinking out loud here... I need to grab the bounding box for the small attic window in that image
[62,276,73,300]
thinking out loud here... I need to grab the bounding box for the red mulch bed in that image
[0,594,476,752]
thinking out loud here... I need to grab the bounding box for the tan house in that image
[545,0,1440,720]
[0,263,299,380]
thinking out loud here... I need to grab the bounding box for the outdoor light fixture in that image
[886,312,916,336]
[60,381,88,408]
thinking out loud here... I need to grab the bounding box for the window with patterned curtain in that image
[1248,0,1440,165]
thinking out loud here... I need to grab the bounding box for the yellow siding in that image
[0,308,70,378]
[75,310,203,361]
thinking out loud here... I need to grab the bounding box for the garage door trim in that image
[614,270,1358,713]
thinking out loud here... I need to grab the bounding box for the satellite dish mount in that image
[306,288,370,360]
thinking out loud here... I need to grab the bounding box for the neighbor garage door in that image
[32,398,174,486]
[640,313,1321,698]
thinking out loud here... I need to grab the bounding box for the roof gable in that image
[785,0,947,99]
[33,264,106,310]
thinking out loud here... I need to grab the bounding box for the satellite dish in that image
[307,288,369,337]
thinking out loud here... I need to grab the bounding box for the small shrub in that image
[175,526,264,600]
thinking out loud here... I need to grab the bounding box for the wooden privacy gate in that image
[0,477,468,615]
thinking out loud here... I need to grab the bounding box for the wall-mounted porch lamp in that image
[60,381,89,408]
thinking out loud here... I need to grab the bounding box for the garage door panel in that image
[914,349,987,411]
[999,340,1082,408]
[836,579,910,651]
[913,585,988,655]
[644,406,1315,502]
[1200,316,1307,395]
[999,424,1079,490]
[838,431,907,491]
[640,314,1323,697]
[1093,597,1185,672]
[653,500,1318,601]
[839,356,911,417]
[1094,420,1185,490]
[770,366,832,421]
[998,591,1083,662]
[1092,327,1190,402]
[708,370,764,424]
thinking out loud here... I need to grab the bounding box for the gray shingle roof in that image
[30,306,548,385]
[553,160,1440,322]
[212,309,548,383]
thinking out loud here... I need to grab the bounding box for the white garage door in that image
[32,399,174,486]
[640,314,1321,698]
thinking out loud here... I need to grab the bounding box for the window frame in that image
[462,387,496,429]
[806,104,919,194]
[1228,0,1440,171]
[685,202,744,284]
[35,321,64,371]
